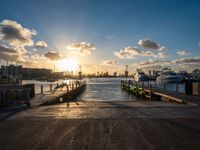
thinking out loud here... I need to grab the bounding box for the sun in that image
[57,58,78,71]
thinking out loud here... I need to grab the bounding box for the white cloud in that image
[138,38,165,51]
[35,41,48,48]
[66,42,96,56]
[176,50,191,56]
[102,60,117,65]
[0,19,36,47]
[114,46,156,59]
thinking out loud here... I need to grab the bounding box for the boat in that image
[133,72,149,82]
[156,71,183,83]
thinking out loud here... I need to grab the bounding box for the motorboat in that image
[156,71,183,83]
[134,72,148,82]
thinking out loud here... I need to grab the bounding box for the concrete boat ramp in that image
[0,100,200,150]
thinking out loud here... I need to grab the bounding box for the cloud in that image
[66,42,96,56]
[114,46,156,59]
[174,57,200,64]
[158,51,168,58]
[138,39,165,51]
[0,44,18,54]
[102,60,117,65]
[0,52,19,61]
[176,50,191,56]
[35,41,48,48]
[44,51,63,60]
[0,19,36,47]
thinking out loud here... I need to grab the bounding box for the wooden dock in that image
[121,80,200,105]
[30,80,86,107]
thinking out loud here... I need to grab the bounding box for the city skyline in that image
[0,0,200,73]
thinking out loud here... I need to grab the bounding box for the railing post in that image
[41,85,43,94]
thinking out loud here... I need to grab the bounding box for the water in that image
[22,78,186,101]
[77,78,138,101]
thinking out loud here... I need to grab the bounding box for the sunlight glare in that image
[57,58,78,71]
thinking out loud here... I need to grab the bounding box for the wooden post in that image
[57,83,59,87]
[150,84,152,100]
[66,85,69,93]
[142,81,145,100]
[72,83,74,90]
[176,83,179,93]
[41,85,43,94]
[50,84,52,91]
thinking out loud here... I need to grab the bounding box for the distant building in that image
[1,65,22,76]
[0,65,22,84]
[22,68,52,79]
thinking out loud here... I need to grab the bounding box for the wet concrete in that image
[0,101,200,150]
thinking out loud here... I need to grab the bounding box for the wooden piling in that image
[41,85,43,94]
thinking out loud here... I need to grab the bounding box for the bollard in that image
[50,84,52,91]
[176,83,179,93]
[41,85,43,94]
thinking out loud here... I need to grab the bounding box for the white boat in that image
[134,72,148,82]
[156,71,183,83]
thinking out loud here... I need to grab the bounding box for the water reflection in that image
[77,78,139,101]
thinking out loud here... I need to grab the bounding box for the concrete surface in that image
[0,100,200,150]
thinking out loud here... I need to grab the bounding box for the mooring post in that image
[142,81,145,100]
[50,84,52,91]
[176,83,179,93]
[41,85,43,94]
[150,84,153,100]
[66,85,69,93]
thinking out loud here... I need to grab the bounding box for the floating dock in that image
[30,80,86,107]
[121,80,200,105]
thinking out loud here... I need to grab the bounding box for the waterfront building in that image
[22,68,52,79]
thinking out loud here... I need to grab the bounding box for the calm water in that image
[77,78,138,101]
[22,78,185,101]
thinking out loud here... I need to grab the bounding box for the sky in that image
[0,0,200,74]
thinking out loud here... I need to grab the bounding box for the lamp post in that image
[78,65,82,80]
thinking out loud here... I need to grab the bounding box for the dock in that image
[121,80,200,105]
[30,80,86,107]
